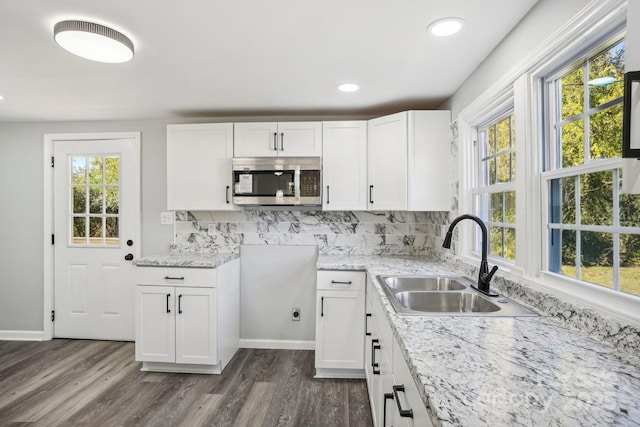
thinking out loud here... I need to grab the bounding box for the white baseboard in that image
[239,339,315,350]
[0,330,47,341]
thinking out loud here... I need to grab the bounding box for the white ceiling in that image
[0,0,538,122]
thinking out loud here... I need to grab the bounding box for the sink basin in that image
[380,276,467,292]
[376,275,538,317]
[395,291,500,313]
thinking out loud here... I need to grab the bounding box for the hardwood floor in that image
[0,340,373,427]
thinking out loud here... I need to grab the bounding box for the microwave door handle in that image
[294,167,301,201]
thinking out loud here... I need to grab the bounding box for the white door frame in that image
[43,132,141,340]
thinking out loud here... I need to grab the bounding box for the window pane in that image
[561,119,585,167]
[560,229,577,277]
[589,104,623,160]
[504,227,516,260]
[89,187,103,214]
[620,233,640,296]
[105,186,119,214]
[580,171,613,226]
[104,156,120,184]
[490,226,503,258]
[89,217,103,245]
[511,152,516,180]
[488,126,496,155]
[589,40,625,109]
[491,192,503,223]
[72,187,86,214]
[481,159,490,186]
[489,158,496,185]
[73,217,86,244]
[505,191,516,223]
[88,156,103,184]
[580,231,613,288]
[497,116,511,152]
[72,157,86,185]
[620,192,640,227]
[497,154,511,183]
[106,217,119,245]
[561,67,584,120]
[550,177,576,224]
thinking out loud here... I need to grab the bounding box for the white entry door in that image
[53,136,140,340]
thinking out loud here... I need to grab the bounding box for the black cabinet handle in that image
[392,385,413,418]
[369,185,374,204]
[178,294,183,314]
[365,313,372,336]
[273,132,278,151]
[124,253,134,261]
[326,185,330,204]
[166,294,171,313]
[383,393,394,427]
[226,185,230,204]
[372,339,380,375]
[320,296,324,317]
[280,132,284,151]
[331,280,352,285]
[164,276,184,280]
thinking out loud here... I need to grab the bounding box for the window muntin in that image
[544,35,640,297]
[474,112,516,261]
[70,155,120,246]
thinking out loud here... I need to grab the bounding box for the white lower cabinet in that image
[134,259,240,374]
[366,278,433,427]
[315,270,366,378]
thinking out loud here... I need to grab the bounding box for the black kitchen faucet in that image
[442,214,499,297]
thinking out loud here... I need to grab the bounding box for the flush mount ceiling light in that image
[337,83,360,92]
[427,18,464,37]
[54,20,134,63]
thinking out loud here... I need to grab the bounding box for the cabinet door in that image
[322,121,367,211]
[167,123,235,211]
[315,289,365,369]
[175,287,218,365]
[135,286,175,363]
[233,122,279,157]
[277,122,322,156]
[367,112,408,210]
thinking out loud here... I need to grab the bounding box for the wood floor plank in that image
[232,382,276,427]
[0,341,373,427]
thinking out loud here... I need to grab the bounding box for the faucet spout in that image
[442,214,499,297]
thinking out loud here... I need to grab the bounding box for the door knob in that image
[124,254,134,261]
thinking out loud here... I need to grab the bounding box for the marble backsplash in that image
[170,210,452,255]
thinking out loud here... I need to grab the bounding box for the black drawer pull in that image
[164,276,184,280]
[369,185,374,204]
[372,339,380,375]
[178,294,183,313]
[392,385,413,418]
[320,296,324,317]
[166,294,171,313]
[365,313,372,336]
[383,393,394,427]
[331,280,352,285]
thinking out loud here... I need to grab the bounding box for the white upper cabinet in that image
[367,110,451,211]
[234,122,322,157]
[322,121,367,211]
[166,123,236,211]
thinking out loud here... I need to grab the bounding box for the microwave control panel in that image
[301,171,320,196]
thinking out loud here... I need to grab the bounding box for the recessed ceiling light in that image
[337,83,360,92]
[427,18,464,37]
[54,20,134,63]
[588,76,617,86]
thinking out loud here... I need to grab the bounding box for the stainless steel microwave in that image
[231,157,322,206]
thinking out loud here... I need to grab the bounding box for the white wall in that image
[442,0,591,116]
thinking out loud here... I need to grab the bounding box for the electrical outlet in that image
[160,211,174,225]
[292,308,300,321]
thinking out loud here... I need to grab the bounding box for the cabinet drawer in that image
[317,270,365,291]
[135,266,217,287]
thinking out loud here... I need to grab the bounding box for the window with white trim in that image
[473,112,517,261]
[542,34,640,296]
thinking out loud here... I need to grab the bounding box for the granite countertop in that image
[133,252,239,268]
[317,255,640,426]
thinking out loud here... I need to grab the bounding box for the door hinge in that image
[51,156,54,167]
[51,310,55,322]
[51,234,55,245]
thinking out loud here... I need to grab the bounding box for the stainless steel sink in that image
[376,275,538,317]
[381,276,467,291]
[395,291,501,313]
